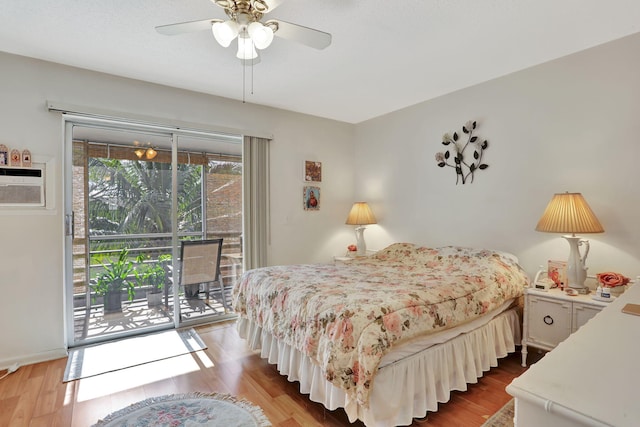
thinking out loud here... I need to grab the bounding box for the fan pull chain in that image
[239,38,256,102]
[242,59,246,103]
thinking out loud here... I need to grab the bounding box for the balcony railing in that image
[73,231,243,299]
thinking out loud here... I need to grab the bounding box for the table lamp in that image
[535,192,604,294]
[345,202,377,256]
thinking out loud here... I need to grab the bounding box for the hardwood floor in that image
[0,321,543,426]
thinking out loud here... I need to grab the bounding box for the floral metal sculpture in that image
[435,120,488,184]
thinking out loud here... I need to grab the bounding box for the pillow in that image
[372,243,419,263]
[372,243,520,269]
[426,246,521,270]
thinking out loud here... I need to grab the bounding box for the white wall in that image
[356,32,640,281]
[0,52,355,368]
[4,31,640,369]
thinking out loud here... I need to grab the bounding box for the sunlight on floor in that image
[193,350,215,368]
[66,328,207,382]
[63,381,76,407]
[76,353,212,402]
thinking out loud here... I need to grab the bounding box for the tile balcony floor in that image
[73,291,234,342]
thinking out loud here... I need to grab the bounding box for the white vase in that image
[610,285,627,297]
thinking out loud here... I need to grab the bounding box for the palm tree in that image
[88,158,203,236]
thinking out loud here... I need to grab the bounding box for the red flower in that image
[596,272,630,288]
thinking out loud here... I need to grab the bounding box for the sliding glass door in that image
[173,134,244,327]
[65,118,243,347]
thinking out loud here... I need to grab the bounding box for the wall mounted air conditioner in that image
[0,165,46,207]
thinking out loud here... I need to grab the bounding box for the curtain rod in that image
[47,100,273,140]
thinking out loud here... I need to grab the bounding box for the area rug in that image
[64,328,206,382]
[482,399,514,427]
[92,392,271,427]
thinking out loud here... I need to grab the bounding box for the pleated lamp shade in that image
[535,192,604,234]
[345,202,377,226]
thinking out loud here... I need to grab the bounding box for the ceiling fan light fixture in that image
[212,20,239,47]
[248,21,274,49]
[236,34,258,60]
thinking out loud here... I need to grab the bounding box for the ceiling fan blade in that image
[271,19,331,50]
[156,19,222,36]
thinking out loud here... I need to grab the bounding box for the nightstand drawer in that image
[572,303,601,332]
[521,288,608,367]
[527,294,572,348]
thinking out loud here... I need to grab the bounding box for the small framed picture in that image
[22,149,32,167]
[10,149,21,167]
[0,144,8,166]
[303,186,320,211]
[304,160,322,182]
[548,260,567,289]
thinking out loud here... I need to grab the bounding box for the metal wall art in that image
[435,120,489,184]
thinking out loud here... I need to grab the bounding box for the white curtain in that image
[242,136,270,270]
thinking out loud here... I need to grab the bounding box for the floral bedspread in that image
[232,243,529,407]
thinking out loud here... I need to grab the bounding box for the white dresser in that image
[507,283,640,426]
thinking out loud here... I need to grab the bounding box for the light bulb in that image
[212,20,239,47]
[248,22,274,50]
[134,148,145,158]
[145,147,157,160]
[236,35,258,60]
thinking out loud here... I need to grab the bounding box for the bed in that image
[232,243,529,426]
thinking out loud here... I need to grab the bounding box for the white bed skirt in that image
[237,308,521,427]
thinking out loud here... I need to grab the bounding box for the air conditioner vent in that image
[0,165,45,206]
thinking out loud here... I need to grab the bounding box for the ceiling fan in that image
[156,0,331,63]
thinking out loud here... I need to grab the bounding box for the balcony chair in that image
[178,238,227,311]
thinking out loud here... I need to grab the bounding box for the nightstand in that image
[333,249,377,264]
[521,287,610,367]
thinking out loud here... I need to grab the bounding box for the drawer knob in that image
[543,315,554,325]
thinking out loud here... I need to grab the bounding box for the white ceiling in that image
[1,1,640,124]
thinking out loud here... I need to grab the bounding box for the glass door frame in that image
[63,114,242,348]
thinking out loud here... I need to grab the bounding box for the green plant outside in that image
[93,248,136,301]
[135,253,171,293]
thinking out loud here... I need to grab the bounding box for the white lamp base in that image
[564,235,589,294]
[354,226,367,256]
